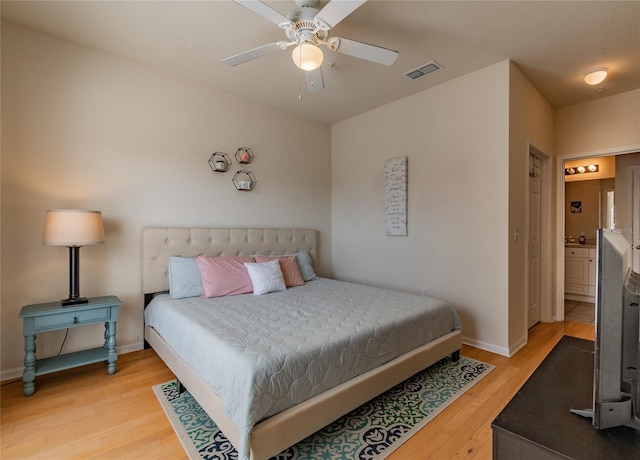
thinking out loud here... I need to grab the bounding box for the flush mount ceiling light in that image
[584,68,608,85]
[292,42,324,71]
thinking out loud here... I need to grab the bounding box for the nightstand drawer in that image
[34,307,111,330]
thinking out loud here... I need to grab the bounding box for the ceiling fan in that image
[222,0,399,92]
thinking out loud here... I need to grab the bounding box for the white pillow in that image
[244,260,286,295]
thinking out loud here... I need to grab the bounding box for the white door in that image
[528,153,542,328]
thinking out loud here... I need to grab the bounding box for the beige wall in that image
[507,62,555,350]
[330,60,554,356]
[1,22,332,379]
[555,89,640,156]
[331,61,513,355]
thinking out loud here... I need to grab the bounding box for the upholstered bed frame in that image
[142,227,462,460]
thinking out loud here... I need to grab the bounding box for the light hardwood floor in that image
[1,321,594,459]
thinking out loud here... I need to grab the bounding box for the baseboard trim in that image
[565,294,595,303]
[462,337,510,357]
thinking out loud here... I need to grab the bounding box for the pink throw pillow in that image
[254,255,305,288]
[196,255,255,298]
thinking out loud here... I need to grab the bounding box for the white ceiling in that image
[2,0,639,125]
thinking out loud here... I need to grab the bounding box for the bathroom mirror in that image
[565,178,615,244]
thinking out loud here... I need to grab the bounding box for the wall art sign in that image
[571,201,582,213]
[385,156,408,236]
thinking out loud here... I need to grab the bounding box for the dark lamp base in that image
[61,296,88,306]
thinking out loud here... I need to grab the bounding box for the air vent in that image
[404,61,443,80]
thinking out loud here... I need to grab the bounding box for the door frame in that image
[555,144,640,322]
[526,145,549,327]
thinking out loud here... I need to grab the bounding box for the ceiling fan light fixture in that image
[584,67,607,85]
[292,43,324,71]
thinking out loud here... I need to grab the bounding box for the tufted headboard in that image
[142,227,317,295]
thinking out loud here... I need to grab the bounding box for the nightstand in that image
[19,295,121,396]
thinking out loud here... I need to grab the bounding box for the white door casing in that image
[527,152,542,328]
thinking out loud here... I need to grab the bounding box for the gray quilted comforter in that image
[145,278,461,459]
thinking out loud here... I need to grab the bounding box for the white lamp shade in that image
[584,68,607,85]
[43,209,105,246]
[292,43,323,71]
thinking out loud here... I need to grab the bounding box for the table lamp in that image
[43,209,105,306]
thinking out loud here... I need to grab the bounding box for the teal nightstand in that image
[19,295,121,396]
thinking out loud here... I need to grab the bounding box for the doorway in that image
[556,147,640,323]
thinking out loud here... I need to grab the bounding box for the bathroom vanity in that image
[564,244,596,302]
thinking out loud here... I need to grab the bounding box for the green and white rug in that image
[153,356,493,460]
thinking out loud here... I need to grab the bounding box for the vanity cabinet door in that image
[565,249,589,295]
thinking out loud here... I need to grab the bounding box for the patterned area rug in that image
[153,356,493,460]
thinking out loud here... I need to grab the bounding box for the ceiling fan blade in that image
[306,68,324,92]
[329,37,398,66]
[234,0,292,28]
[222,42,283,66]
[314,0,367,30]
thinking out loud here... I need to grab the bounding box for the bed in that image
[143,227,462,460]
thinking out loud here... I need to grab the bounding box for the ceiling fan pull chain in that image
[298,70,303,100]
